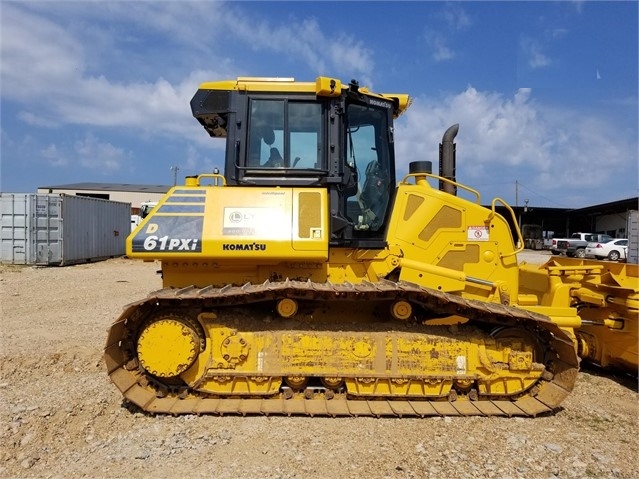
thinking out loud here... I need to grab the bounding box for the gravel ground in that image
[1,253,637,479]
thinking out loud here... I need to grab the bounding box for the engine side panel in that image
[128,185,329,262]
[388,181,520,300]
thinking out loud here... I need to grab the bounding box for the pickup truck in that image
[551,232,614,258]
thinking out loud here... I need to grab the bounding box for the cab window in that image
[345,103,392,233]
[247,99,323,169]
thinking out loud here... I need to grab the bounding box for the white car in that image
[585,238,628,261]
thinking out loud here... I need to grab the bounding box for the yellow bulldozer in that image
[105,77,637,417]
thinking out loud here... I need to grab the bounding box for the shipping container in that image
[1,193,130,265]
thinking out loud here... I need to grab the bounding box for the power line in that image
[516,181,570,208]
[469,180,571,208]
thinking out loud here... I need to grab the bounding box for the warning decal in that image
[468,226,489,241]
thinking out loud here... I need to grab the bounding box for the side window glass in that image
[346,105,391,232]
[290,103,321,168]
[248,99,323,169]
[248,100,284,167]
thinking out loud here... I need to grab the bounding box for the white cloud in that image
[74,134,130,172]
[428,33,456,62]
[40,144,68,167]
[1,2,635,206]
[440,4,472,31]
[181,144,223,178]
[1,3,373,142]
[0,3,227,142]
[230,14,374,83]
[423,4,471,63]
[18,111,61,129]
[520,37,551,69]
[32,134,131,173]
[395,87,637,207]
[0,4,85,101]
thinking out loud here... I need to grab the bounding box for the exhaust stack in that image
[439,124,459,195]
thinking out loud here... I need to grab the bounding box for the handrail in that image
[191,173,227,187]
[488,197,523,258]
[400,172,481,204]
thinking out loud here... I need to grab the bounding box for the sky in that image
[1,1,637,209]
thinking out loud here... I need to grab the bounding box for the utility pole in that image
[170,165,179,186]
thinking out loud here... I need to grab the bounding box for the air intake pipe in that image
[439,124,459,195]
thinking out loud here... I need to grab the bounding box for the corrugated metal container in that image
[1,193,130,265]
[628,210,638,264]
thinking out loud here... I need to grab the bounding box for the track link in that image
[105,279,579,417]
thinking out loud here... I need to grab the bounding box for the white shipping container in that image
[1,193,130,265]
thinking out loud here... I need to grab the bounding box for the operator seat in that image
[259,125,283,167]
[357,160,388,230]
[266,147,284,167]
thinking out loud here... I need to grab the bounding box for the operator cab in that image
[191,77,406,249]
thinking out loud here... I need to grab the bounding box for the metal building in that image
[37,182,170,212]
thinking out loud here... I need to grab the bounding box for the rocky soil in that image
[1,254,637,479]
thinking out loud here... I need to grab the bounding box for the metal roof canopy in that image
[38,182,171,193]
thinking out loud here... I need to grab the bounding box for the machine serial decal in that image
[222,243,267,251]
[143,236,199,251]
[131,216,203,253]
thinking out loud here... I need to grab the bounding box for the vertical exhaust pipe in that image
[439,124,459,195]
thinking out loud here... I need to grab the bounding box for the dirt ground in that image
[1,254,637,479]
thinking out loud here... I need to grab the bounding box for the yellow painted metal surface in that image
[196,76,411,116]
[128,185,329,262]
[106,270,580,416]
[176,317,543,398]
[105,76,636,418]
[519,257,638,371]
[388,176,520,301]
[137,319,200,377]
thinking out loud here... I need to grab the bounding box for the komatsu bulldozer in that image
[105,77,638,417]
